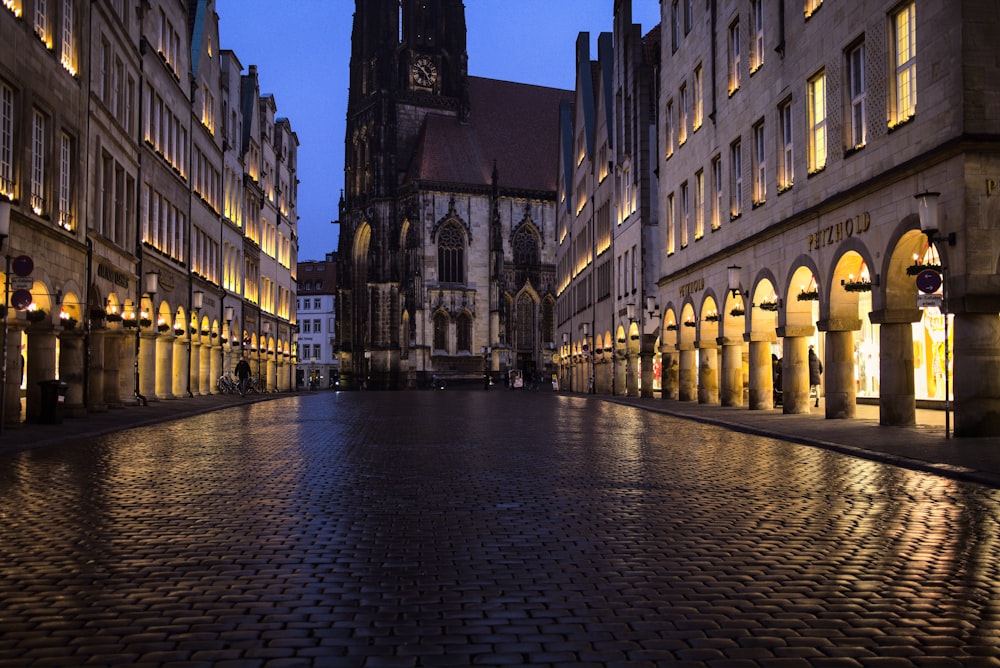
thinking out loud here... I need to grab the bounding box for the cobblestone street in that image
[1,391,999,667]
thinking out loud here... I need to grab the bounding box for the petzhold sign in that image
[97,263,132,289]
[807,212,871,251]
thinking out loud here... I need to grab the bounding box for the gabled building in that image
[297,253,337,388]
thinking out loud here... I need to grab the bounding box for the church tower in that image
[337,1,567,390]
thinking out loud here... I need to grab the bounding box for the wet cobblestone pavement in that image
[1,391,999,667]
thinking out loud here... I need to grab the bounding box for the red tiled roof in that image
[407,76,573,193]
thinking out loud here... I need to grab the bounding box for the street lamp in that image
[260,322,271,390]
[727,264,747,299]
[0,198,11,433]
[915,190,955,438]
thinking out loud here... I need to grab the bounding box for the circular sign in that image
[11,255,33,278]
[916,269,942,294]
[10,289,32,310]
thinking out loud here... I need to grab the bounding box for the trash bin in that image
[38,380,68,424]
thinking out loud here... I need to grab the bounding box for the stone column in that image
[87,328,107,413]
[188,339,201,396]
[823,328,857,419]
[58,329,86,417]
[25,325,57,423]
[626,352,639,397]
[718,338,744,407]
[678,346,697,402]
[954,312,1000,437]
[198,337,210,394]
[697,343,719,405]
[780,331,811,414]
[138,331,158,399]
[267,354,277,392]
[2,324,24,426]
[747,338,774,410]
[876,316,919,426]
[121,329,140,405]
[209,340,221,394]
[102,330,124,408]
[614,353,627,395]
[640,337,655,398]
[171,336,186,398]
[660,350,679,401]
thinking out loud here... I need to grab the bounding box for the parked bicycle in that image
[217,373,238,394]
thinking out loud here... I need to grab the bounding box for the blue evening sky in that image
[215,1,662,260]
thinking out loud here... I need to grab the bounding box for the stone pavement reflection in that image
[1,391,999,666]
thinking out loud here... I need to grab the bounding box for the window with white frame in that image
[730,140,742,219]
[31,109,46,215]
[680,181,689,248]
[750,0,764,72]
[890,2,916,128]
[678,83,688,145]
[58,132,72,229]
[666,192,675,255]
[664,99,674,158]
[34,0,48,47]
[684,0,693,34]
[0,81,13,197]
[711,156,722,230]
[694,169,704,240]
[728,20,741,95]
[60,0,75,74]
[807,71,827,174]
[847,41,866,149]
[753,121,766,205]
[671,0,679,51]
[778,98,794,191]
[693,65,703,131]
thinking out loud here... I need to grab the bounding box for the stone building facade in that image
[652,0,1000,436]
[1,0,298,427]
[336,0,571,390]
[556,1,661,398]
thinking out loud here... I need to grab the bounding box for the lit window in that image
[804,0,823,19]
[808,71,827,174]
[890,2,916,128]
[60,0,75,74]
[750,0,764,72]
[678,84,688,145]
[0,81,13,197]
[847,42,866,149]
[680,181,689,248]
[31,109,46,215]
[693,65,703,130]
[665,99,674,158]
[778,99,794,191]
[711,156,722,230]
[694,169,704,239]
[728,21,741,95]
[753,121,766,205]
[58,132,72,230]
[730,140,742,219]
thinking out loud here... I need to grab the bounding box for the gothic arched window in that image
[456,312,472,353]
[433,311,449,352]
[438,222,465,284]
[512,227,539,266]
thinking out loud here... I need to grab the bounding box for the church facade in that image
[336,0,572,389]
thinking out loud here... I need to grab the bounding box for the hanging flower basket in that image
[140,318,153,328]
[122,318,138,329]
[684,321,697,328]
[174,327,184,336]
[61,317,78,330]
[157,323,170,333]
[666,324,677,331]
[730,307,745,317]
[704,314,719,322]
[758,301,779,312]
[26,309,47,323]
[906,263,941,276]
[106,313,123,323]
[630,333,640,340]
[842,280,872,293]
[211,332,219,339]
[797,290,819,301]
[89,308,107,322]
[201,329,210,337]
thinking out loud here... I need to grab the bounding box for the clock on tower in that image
[410,55,438,89]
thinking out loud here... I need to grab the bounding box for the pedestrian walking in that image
[235,355,252,396]
[809,345,823,407]
[772,354,782,406]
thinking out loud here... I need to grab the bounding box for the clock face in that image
[411,56,437,88]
